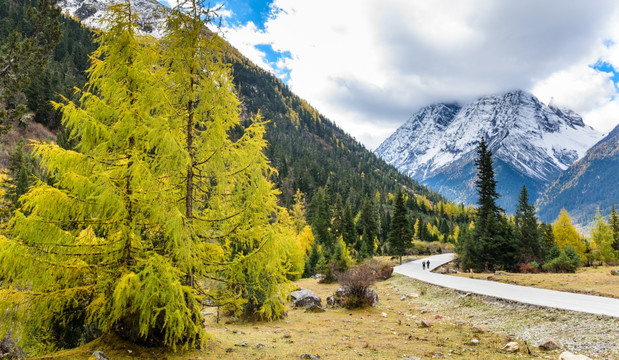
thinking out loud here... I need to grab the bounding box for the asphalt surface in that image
[394,253,619,318]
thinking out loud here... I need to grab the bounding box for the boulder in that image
[610,269,619,276]
[470,339,480,345]
[471,324,489,333]
[539,339,558,350]
[559,351,592,360]
[501,341,519,353]
[290,288,321,308]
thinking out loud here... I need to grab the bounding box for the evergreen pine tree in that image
[3,138,33,211]
[610,204,619,251]
[465,137,517,271]
[515,185,541,263]
[387,190,412,264]
[357,195,378,256]
[341,200,357,248]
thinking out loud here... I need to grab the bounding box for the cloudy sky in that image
[166,0,619,150]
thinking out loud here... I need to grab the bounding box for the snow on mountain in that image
[375,90,603,211]
[58,0,168,36]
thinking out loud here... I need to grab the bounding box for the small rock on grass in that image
[420,320,432,328]
[235,341,248,347]
[559,351,592,360]
[305,304,326,313]
[501,341,519,353]
[539,339,558,350]
[610,269,619,275]
[470,339,479,345]
[299,354,321,359]
[471,324,489,333]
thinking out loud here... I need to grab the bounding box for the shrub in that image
[542,250,579,273]
[519,262,540,273]
[337,265,377,308]
[363,259,394,280]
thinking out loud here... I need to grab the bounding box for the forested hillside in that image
[1,0,474,250]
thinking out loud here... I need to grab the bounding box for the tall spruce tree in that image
[610,204,619,251]
[514,185,541,263]
[357,195,378,256]
[387,190,412,264]
[461,138,517,271]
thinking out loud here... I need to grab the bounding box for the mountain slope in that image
[25,0,453,215]
[375,91,603,212]
[537,123,619,225]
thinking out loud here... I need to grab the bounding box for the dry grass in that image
[33,273,566,360]
[451,265,619,298]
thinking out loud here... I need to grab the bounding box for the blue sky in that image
[161,0,619,149]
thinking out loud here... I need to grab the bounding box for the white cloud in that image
[220,0,619,149]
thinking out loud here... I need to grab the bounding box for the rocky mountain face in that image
[58,0,168,36]
[375,90,603,212]
[537,123,619,225]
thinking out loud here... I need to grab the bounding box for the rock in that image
[327,295,337,306]
[559,351,592,360]
[365,289,379,306]
[92,351,109,360]
[610,269,619,276]
[539,339,558,350]
[256,344,267,349]
[501,341,519,353]
[434,314,443,319]
[494,271,507,276]
[448,268,458,274]
[406,293,419,299]
[235,341,248,347]
[291,288,322,308]
[305,304,326,313]
[299,354,321,359]
[471,325,489,333]
[403,357,421,360]
[470,339,480,345]
[381,312,388,317]
[420,320,433,327]
[0,335,24,360]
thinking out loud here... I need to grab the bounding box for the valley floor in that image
[35,268,618,360]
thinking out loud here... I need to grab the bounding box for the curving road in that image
[394,253,619,318]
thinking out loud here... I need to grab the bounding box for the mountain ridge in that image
[375,90,603,212]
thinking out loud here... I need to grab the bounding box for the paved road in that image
[394,253,619,318]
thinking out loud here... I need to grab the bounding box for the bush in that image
[519,262,540,273]
[337,265,377,308]
[363,259,394,280]
[542,249,580,273]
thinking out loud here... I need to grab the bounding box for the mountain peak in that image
[375,90,603,211]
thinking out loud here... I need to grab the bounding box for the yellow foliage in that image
[553,209,586,258]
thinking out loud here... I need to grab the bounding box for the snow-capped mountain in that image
[375,90,603,211]
[58,0,168,36]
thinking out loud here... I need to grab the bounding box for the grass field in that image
[35,265,617,359]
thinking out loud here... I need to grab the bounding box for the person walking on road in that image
[422,261,426,270]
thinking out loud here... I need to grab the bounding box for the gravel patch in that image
[391,275,619,359]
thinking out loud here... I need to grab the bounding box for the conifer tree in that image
[0,0,61,130]
[461,137,517,271]
[3,139,33,211]
[514,185,541,263]
[610,204,619,251]
[341,200,357,247]
[0,1,292,350]
[387,190,412,264]
[357,195,378,256]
